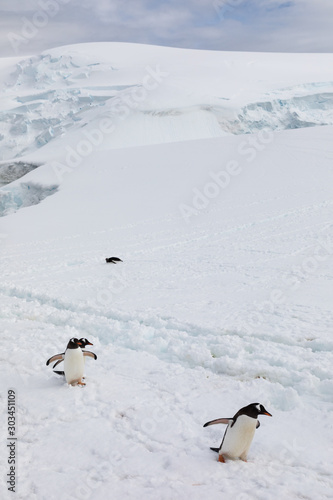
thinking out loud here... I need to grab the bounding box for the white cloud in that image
[0,0,332,57]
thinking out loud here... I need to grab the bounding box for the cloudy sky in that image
[1,0,333,57]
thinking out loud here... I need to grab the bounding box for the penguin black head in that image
[67,338,83,349]
[237,403,272,419]
[79,338,93,347]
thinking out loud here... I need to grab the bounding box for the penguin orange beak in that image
[263,411,272,417]
[85,341,93,346]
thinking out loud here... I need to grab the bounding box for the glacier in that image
[0,48,333,162]
[0,182,58,217]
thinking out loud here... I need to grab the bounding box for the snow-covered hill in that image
[0,43,333,500]
[1,43,333,162]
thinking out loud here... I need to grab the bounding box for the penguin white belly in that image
[64,348,84,385]
[221,415,257,460]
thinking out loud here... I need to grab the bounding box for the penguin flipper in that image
[52,358,63,368]
[203,418,231,427]
[46,353,64,366]
[53,370,65,376]
[256,421,260,429]
[210,447,220,453]
[83,351,97,360]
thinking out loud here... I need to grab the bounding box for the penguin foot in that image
[218,455,226,463]
[68,379,86,386]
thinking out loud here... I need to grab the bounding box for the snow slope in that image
[1,43,333,161]
[0,43,333,500]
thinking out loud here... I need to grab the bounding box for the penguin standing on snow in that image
[203,403,272,462]
[51,338,95,375]
[46,338,97,386]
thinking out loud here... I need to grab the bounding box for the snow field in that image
[1,43,333,499]
[1,309,332,499]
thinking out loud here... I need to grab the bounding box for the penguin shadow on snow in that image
[46,337,97,386]
[203,403,272,463]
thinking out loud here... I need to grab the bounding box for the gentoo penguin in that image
[203,403,272,462]
[46,338,97,385]
[105,257,123,263]
[51,338,94,371]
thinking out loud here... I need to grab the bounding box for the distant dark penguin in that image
[105,257,123,263]
[203,403,272,462]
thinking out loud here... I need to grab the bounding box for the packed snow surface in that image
[0,43,333,500]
